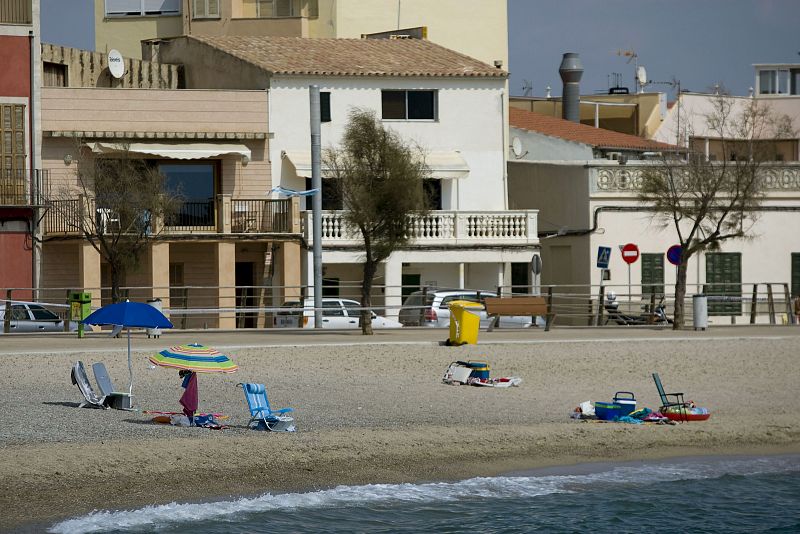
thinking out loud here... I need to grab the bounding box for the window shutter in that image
[275,0,293,17]
[792,253,800,298]
[207,0,219,16]
[641,253,664,299]
[143,0,180,14]
[307,0,318,17]
[106,0,143,15]
[705,253,742,315]
[192,0,205,17]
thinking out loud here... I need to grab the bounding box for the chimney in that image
[559,53,583,123]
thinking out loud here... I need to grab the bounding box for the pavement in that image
[2,324,800,355]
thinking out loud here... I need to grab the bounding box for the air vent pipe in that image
[559,52,583,123]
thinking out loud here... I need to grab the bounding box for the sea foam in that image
[49,455,800,534]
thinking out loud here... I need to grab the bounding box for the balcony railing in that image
[42,196,299,237]
[0,0,31,24]
[305,210,539,246]
[232,199,292,233]
[592,163,800,194]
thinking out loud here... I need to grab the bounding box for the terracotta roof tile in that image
[509,107,678,151]
[188,35,506,78]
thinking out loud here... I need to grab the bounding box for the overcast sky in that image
[41,1,800,99]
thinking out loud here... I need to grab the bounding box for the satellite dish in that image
[511,137,523,158]
[108,49,125,79]
[636,65,647,86]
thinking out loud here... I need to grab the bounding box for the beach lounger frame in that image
[70,361,108,409]
[237,382,295,432]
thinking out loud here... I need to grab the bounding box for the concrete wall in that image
[42,44,180,89]
[41,87,268,134]
[510,127,594,161]
[269,75,507,211]
[148,37,271,90]
[94,0,183,59]
[508,161,591,232]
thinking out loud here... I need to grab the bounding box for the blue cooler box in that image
[613,392,636,416]
[594,401,622,421]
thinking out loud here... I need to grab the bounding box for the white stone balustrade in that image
[305,210,539,246]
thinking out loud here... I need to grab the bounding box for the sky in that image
[508,0,800,98]
[40,1,800,99]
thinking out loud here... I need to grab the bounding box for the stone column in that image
[383,257,402,321]
[150,242,170,310]
[78,242,101,309]
[216,241,236,329]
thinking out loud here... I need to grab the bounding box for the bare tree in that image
[324,109,429,334]
[46,141,181,302]
[639,92,795,328]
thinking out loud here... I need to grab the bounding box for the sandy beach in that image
[1,327,799,531]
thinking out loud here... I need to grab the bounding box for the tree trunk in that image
[111,265,122,304]
[672,256,689,330]
[360,260,376,335]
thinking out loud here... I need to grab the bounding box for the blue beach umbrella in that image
[83,301,173,396]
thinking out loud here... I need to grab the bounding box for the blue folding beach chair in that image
[237,383,295,432]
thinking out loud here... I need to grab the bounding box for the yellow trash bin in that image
[448,300,483,345]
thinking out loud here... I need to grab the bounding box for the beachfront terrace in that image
[304,210,539,247]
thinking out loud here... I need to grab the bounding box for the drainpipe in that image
[29,29,39,299]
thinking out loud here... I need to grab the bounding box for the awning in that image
[90,142,251,163]
[281,150,469,179]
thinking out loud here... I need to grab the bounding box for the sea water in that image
[49,455,800,534]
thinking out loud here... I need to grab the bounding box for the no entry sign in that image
[620,243,640,264]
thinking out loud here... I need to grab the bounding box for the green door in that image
[641,253,665,299]
[705,253,742,315]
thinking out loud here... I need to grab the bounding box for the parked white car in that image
[398,289,544,328]
[0,302,77,333]
[273,298,403,329]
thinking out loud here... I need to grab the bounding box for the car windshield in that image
[28,305,60,321]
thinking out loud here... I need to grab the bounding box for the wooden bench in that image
[484,296,555,332]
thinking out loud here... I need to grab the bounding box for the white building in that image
[151,35,539,317]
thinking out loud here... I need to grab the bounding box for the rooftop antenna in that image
[616,48,641,93]
[521,79,533,97]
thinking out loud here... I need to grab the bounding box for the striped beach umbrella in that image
[149,343,238,373]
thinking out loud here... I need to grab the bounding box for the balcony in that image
[304,210,539,247]
[591,162,800,194]
[0,169,48,206]
[0,0,31,24]
[42,196,300,237]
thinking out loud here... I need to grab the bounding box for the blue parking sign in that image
[597,246,611,269]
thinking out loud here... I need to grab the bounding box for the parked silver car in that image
[273,298,403,329]
[399,289,543,328]
[0,302,77,333]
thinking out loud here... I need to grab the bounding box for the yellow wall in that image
[94,0,183,59]
[309,0,507,67]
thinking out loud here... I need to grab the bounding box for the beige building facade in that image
[94,0,507,68]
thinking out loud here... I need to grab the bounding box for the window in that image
[256,0,297,17]
[759,69,790,95]
[160,163,217,227]
[322,278,340,297]
[320,92,331,122]
[381,90,436,120]
[1,104,26,174]
[43,62,67,87]
[322,300,344,316]
[106,0,181,16]
[705,252,742,316]
[192,0,219,18]
[641,253,664,299]
[792,253,800,299]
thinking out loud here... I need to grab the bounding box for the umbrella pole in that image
[127,327,133,396]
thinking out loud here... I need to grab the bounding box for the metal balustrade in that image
[231,199,292,233]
